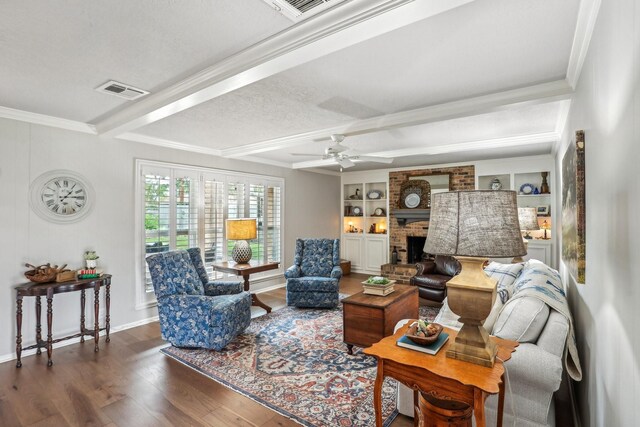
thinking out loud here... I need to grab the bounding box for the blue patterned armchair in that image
[146,248,251,350]
[285,238,341,308]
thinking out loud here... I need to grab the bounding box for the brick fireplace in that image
[387,165,475,263]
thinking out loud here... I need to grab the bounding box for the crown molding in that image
[235,155,292,169]
[95,0,476,137]
[116,132,222,156]
[0,106,96,134]
[224,80,573,158]
[566,0,602,89]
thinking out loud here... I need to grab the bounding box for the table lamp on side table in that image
[424,190,525,367]
[226,218,257,264]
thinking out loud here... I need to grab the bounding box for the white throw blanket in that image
[511,259,582,381]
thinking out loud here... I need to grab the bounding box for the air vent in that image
[263,0,346,22]
[95,80,149,100]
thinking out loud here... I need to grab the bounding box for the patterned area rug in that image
[161,302,439,427]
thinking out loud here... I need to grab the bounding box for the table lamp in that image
[518,207,539,240]
[541,220,551,240]
[424,190,525,367]
[226,218,257,264]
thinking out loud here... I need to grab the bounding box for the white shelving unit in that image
[341,172,389,274]
[475,156,555,267]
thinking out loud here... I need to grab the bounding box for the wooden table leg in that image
[46,292,53,367]
[105,278,111,342]
[35,296,42,354]
[243,273,272,313]
[16,295,23,368]
[94,284,100,352]
[473,388,486,427]
[80,290,86,343]
[373,359,384,427]
[497,374,505,427]
[413,390,420,427]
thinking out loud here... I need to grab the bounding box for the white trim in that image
[118,133,223,156]
[0,105,97,134]
[223,80,573,158]
[0,315,159,365]
[566,0,602,89]
[236,155,292,169]
[254,282,286,294]
[95,0,475,137]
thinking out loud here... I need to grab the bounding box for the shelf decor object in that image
[519,183,535,195]
[541,220,551,240]
[226,218,257,264]
[540,172,550,194]
[490,177,502,190]
[518,207,539,240]
[424,190,525,367]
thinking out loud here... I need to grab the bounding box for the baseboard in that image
[254,282,286,293]
[0,315,159,365]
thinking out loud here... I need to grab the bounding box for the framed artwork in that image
[561,130,586,284]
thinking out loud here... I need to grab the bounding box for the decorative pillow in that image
[492,296,550,343]
[484,261,525,303]
[513,259,564,297]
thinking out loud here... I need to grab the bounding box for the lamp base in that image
[232,240,252,264]
[446,256,498,367]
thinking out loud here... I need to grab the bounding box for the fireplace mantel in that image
[392,209,430,226]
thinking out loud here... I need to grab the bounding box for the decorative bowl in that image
[406,322,443,345]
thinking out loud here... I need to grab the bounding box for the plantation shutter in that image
[266,184,282,263]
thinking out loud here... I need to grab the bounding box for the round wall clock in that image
[30,170,95,224]
[351,206,362,216]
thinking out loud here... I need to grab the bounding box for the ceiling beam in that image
[224,80,573,158]
[95,0,476,137]
[0,106,97,134]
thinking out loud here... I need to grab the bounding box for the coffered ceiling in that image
[0,0,598,172]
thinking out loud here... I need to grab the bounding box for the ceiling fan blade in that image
[351,155,394,164]
[337,158,355,168]
[290,153,323,157]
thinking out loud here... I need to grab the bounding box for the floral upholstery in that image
[286,239,341,308]
[147,249,251,350]
[186,247,244,295]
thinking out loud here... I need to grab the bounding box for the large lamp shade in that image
[424,190,525,367]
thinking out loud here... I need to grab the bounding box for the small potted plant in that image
[84,251,99,269]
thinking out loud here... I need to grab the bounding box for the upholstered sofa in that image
[397,260,577,427]
[410,255,460,303]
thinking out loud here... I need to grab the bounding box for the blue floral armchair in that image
[146,248,251,350]
[285,238,341,308]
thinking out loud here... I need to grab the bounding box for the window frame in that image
[135,159,285,310]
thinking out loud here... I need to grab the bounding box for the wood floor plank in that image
[0,274,441,426]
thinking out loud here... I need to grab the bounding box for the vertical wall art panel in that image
[562,130,586,284]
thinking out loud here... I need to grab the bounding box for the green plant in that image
[365,276,390,285]
[84,251,99,260]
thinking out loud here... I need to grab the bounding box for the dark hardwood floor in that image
[1,273,414,427]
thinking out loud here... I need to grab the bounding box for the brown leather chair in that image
[410,255,461,303]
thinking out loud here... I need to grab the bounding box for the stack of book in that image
[397,332,449,355]
[362,280,396,296]
[77,269,103,279]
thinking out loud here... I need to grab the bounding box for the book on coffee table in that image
[362,284,395,296]
[396,332,449,355]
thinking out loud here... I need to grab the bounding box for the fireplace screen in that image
[406,236,427,264]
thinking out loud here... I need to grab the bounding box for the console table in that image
[209,261,279,313]
[15,274,112,367]
[364,323,517,427]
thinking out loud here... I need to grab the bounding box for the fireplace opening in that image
[406,236,427,264]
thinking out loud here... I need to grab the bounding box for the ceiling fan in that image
[291,134,393,169]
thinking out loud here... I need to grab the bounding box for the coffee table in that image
[341,284,418,355]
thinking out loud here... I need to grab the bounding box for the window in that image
[136,160,284,308]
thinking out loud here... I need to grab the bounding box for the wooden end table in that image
[15,275,112,368]
[364,323,518,427]
[210,261,279,313]
[341,284,418,355]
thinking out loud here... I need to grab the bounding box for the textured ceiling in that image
[0,0,584,171]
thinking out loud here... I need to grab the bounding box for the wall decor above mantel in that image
[397,179,431,209]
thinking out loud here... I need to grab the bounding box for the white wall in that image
[555,1,640,425]
[0,117,340,362]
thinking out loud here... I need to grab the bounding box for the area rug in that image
[161,303,439,427]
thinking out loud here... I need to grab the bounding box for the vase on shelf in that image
[540,172,550,194]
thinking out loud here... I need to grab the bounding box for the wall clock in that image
[30,170,95,224]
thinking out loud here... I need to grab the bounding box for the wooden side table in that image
[210,261,279,313]
[341,284,418,355]
[15,275,112,367]
[364,323,517,427]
